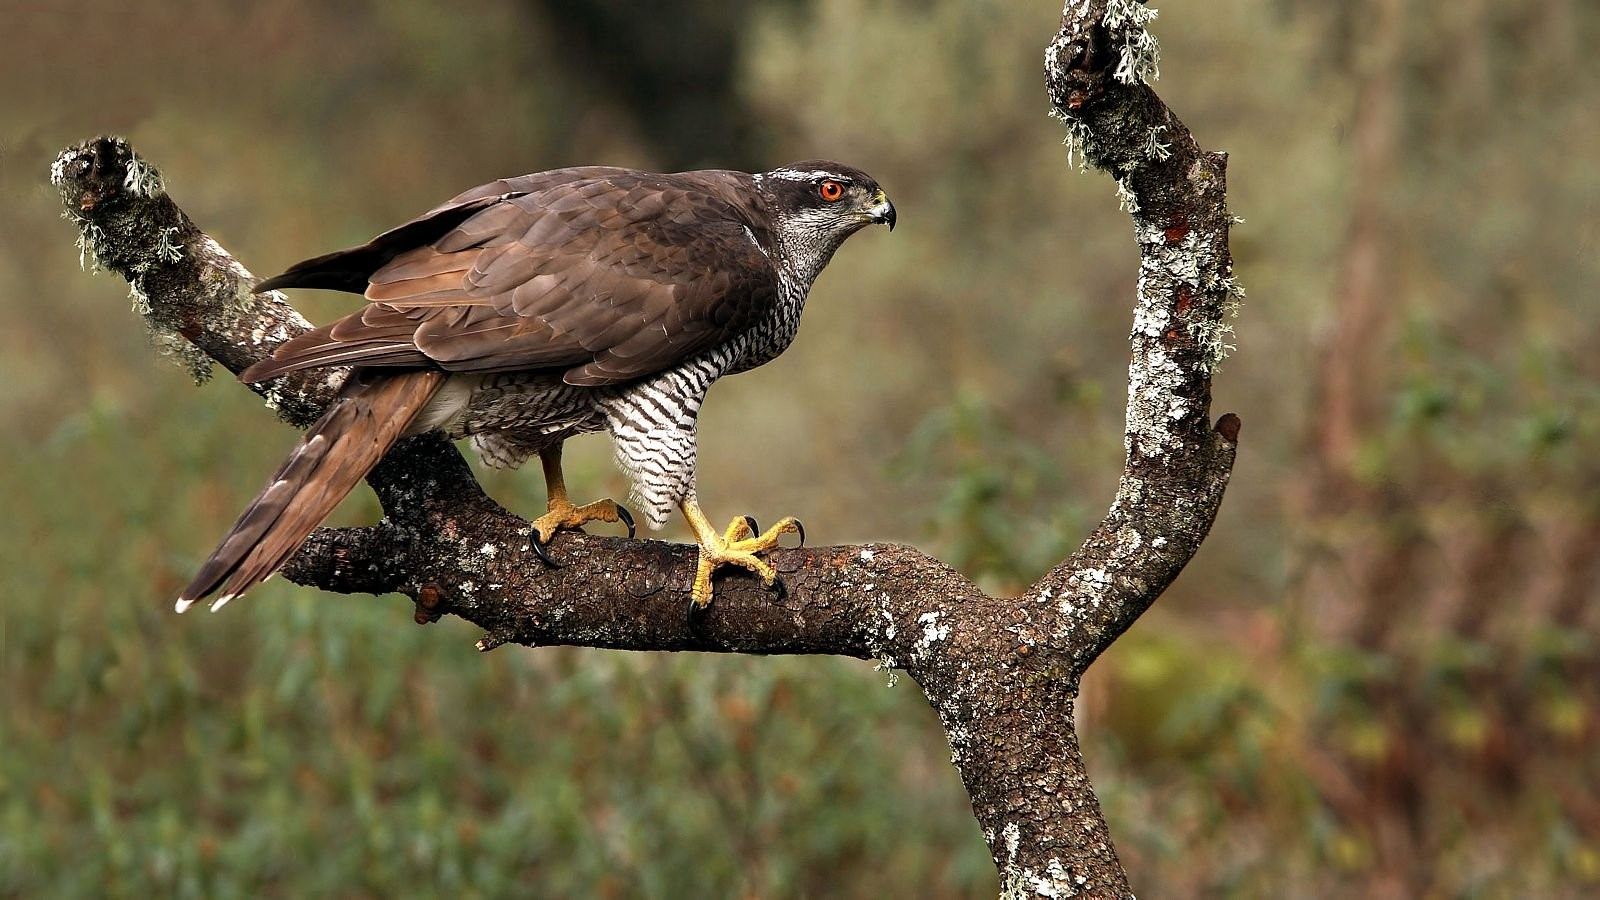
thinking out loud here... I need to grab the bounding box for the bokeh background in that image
[3,1,1597,896]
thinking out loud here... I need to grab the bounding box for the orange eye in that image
[819,179,845,202]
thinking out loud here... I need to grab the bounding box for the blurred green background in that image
[3,1,1597,896]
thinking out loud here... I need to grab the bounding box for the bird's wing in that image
[252,167,634,295]
[244,173,777,387]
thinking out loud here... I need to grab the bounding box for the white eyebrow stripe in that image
[765,169,845,182]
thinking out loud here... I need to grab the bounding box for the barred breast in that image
[411,373,606,470]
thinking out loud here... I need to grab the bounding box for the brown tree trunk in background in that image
[1296,1,1429,894]
[1312,1,1400,486]
[1302,0,1406,643]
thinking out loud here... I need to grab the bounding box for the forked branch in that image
[53,3,1238,893]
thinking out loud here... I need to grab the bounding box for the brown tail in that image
[175,370,445,613]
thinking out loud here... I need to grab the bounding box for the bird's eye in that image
[818,179,845,202]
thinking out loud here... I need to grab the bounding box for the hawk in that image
[175,161,895,614]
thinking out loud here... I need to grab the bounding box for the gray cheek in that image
[798,207,848,233]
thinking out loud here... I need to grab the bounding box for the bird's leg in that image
[529,445,634,565]
[680,499,805,608]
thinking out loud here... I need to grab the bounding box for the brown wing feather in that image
[176,371,445,610]
[245,171,777,387]
[251,167,638,296]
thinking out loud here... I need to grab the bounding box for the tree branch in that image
[53,5,1238,891]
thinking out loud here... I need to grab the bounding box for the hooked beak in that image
[867,189,897,231]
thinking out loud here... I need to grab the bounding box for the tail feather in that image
[239,308,432,384]
[176,370,446,612]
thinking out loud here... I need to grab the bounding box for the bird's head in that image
[756,160,894,281]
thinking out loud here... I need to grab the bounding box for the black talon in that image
[529,532,561,568]
[616,503,636,539]
[742,515,760,538]
[791,519,806,548]
[687,599,711,635]
[771,575,788,601]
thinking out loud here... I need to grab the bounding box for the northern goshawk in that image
[176,161,895,613]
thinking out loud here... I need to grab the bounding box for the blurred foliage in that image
[526,0,799,171]
[892,390,1096,593]
[2,0,1598,897]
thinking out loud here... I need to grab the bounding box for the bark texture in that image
[52,4,1237,893]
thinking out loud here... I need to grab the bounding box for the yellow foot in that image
[689,513,806,609]
[529,497,635,567]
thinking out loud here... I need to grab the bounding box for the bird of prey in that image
[175,161,895,614]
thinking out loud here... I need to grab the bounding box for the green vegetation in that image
[3,0,1596,896]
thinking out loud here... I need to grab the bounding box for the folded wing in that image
[244,171,776,388]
